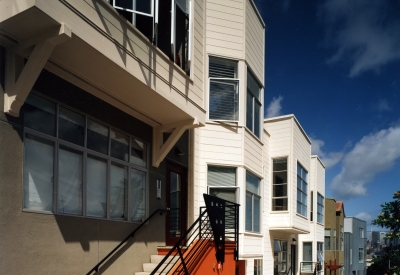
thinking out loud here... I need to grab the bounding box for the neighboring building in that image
[264,115,325,275]
[324,199,345,275]
[0,1,326,274]
[344,217,367,275]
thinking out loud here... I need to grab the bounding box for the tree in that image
[368,191,400,275]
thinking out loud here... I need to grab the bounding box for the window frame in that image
[317,193,324,224]
[246,69,262,138]
[274,239,288,274]
[22,92,149,223]
[207,165,238,203]
[296,162,308,217]
[324,228,331,250]
[208,56,240,122]
[272,158,288,211]
[340,225,344,251]
[358,248,364,263]
[254,259,262,275]
[245,171,261,233]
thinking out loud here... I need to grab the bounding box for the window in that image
[359,248,364,263]
[317,193,324,224]
[246,172,261,232]
[207,166,237,203]
[359,227,364,238]
[297,163,308,217]
[302,242,312,272]
[254,259,262,275]
[317,242,323,259]
[246,70,262,137]
[333,229,337,251]
[340,225,344,251]
[23,93,147,223]
[109,0,192,74]
[272,158,288,211]
[325,229,331,250]
[350,248,353,265]
[274,240,287,274]
[208,57,239,122]
[310,191,314,221]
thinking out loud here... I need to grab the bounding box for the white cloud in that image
[355,211,373,223]
[265,96,284,118]
[310,137,343,168]
[330,126,400,199]
[321,0,400,77]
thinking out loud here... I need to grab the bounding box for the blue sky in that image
[254,0,400,231]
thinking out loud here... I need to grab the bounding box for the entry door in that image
[165,162,187,246]
[291,244,296,275]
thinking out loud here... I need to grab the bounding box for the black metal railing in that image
[150,194,240,275]
[285,266,292,275]
[86,209,165,275]
[300,262,323,274]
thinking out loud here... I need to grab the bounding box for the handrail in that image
[86,208,165,275]
[285,266,292,275]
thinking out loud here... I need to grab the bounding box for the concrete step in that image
[143,262,175,272]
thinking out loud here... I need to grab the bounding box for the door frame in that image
[165,161,188,246]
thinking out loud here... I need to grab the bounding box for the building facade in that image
[344,217,367,275]
[324,199,345,275]
[0,1,327,274]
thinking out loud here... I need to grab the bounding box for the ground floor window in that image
[254,259,262,275]
[23,93,148,223]
[274,239,287,275]
[207,165,238,203]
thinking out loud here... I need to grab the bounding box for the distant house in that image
[344,217,367,275]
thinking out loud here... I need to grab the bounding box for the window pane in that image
[246,173,260,195]
[273,198,287,211]
[253,196,260,232]
[130,138,147,167]
[110,163,128,220]
[247,71,261,100]
[58,146,83,215]
[246,91,253,131]
[209,79,239,121]
[111,129,129,161]
[114,0,152,15]
[87,119,109,155]
[87,155,107,218]
[131,169,146,222]
[273,183,287,197]
[23,134,54,211]
[58,106,84,146]
[254,102,260,137]
[209,187,237,203]
[245,192,252,231]
[24,94,56,136]
[274,171,287,184]
[208,166,236,187]
[273,159,287,171]
[209,57,237,78]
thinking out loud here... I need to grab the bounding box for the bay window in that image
[208,57,239,122]
[23,93,148,223]
[109,0,192,74]
[246,70,262,137]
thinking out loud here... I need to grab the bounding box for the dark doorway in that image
[165,162,187,246]
[291,244,296,275]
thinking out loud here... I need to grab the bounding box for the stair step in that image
[150,254,179,264]
[143,263,175,272]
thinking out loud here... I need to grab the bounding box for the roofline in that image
[311,155,326,168]
[248,0,266,28]
[264,114,312,145]
[345,216,368,223]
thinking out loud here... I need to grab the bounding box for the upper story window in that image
[23,93,147,223]
[245,171,261,233]
[333,228,337,250]
[208,57,239,122]
[207,165,237,203]
[340,225,344,251]
[109,0,192,75]
[324,229,331,250]
[359,227,365,238]
[272,158,288,211]
[317,193,324,224]
[359,248,364,263]
[246,70,262,138]
[297,163,308,217]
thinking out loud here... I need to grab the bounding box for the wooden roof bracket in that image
[152,118,200,167]
[2,23,71,117]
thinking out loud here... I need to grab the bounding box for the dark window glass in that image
[24,94,56,136]
[58,106,84,146]
[87,119,109,155]
[111,129,129,161]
